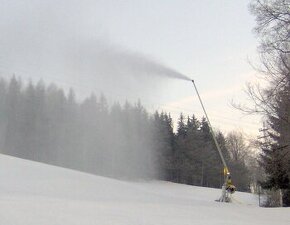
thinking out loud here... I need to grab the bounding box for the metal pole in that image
[258,185,261,207]
[191,80,228,171]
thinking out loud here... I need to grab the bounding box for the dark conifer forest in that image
[0,76,250,191]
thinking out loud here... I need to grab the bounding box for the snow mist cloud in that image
[0,0,189,179]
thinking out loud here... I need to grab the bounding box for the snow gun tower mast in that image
[191,80,235,202]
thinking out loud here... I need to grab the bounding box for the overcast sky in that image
[0,0,261,136]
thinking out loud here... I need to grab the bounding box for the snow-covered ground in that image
[0,154,288,225]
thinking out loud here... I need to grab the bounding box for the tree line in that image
[0,76,251,190]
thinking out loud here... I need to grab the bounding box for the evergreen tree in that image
[0,78,7,150]
[174,113,188,183]
[33,80,48,162]
[3,76,23,157]
[199,118,227,188]
[20,81,37,159]
[152,111,174,180]
[261,87,290,205]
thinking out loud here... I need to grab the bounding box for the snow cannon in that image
[191,79,235,202]
[224,168,236,194]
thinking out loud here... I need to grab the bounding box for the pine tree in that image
[20,81,37,159]
[261,87,290,205]
[182,115,202,185]
[0,78,7,150]
[174,113,188,183]
[152,111,174,180]
[3,76,23,157]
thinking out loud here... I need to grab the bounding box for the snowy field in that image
[0,154,288,225]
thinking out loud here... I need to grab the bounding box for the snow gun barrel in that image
[191,79,236,202]
[190,79,229,175]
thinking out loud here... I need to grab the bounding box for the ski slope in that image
[0,154,288,225]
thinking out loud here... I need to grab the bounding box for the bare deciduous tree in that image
[226,131,250,163]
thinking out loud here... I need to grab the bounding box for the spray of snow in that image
[0,0,191,180]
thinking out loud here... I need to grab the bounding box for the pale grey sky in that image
[0,0,261,135]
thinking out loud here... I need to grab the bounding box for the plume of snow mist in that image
[103,46,191,82]
[63,40,191,84]
[0,0,193,181]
